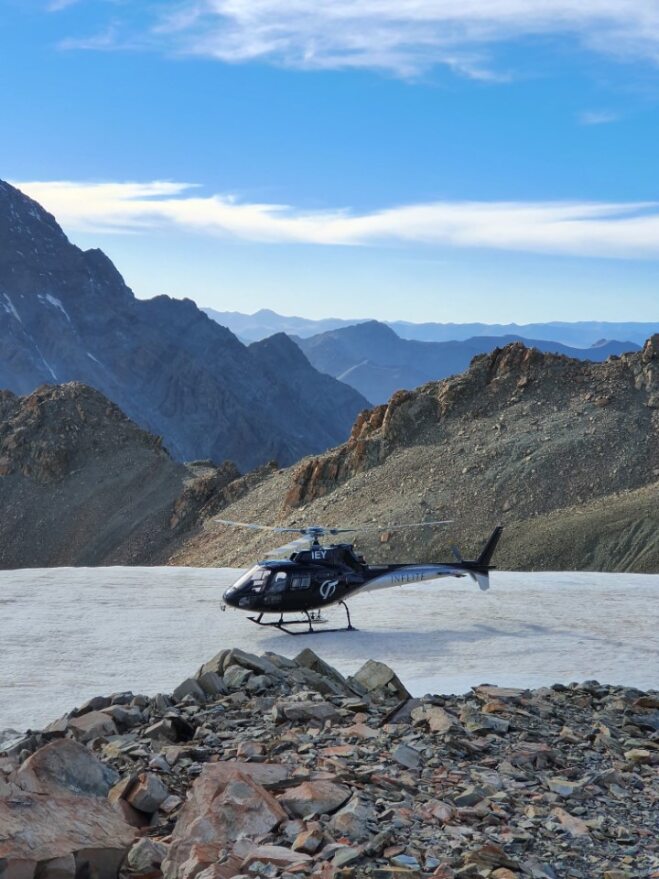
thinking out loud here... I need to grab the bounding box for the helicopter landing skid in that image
[248,602,356,635]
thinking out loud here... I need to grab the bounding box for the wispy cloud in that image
[47,0,82,10]
[13,179,659,260]
[51,0,659,78]
[579,110,620,125]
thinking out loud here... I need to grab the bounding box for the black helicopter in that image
[219,520,503,634]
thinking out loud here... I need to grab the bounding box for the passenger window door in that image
[269,571,288,594]
[290,572,312,591]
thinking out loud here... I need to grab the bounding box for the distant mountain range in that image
[294,321,641,403]
[0,181,368,471]
[204,307,658,347]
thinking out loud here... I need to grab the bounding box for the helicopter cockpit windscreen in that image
[223,565,270,600]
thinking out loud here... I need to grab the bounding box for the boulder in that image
[189,762,290,801]
[224,649,282,678]
[143,716,194,744]
[125,772,170,814]
[411,704,458,734]
[452,785,487,807]
[223,666,253,690]
[278,780,351,818]
[348,660,410,701]
[162,772,287,879]
[294,649,350,689]
[195,649,231,679]
[196,672,227,698]
[278,700,340,724]
[0,793,135,876]
[72,696,112,716]
[33,854,76,879]
[100,706,143,731]
[12,739,118,798]
[172,679,206,704]
[328,796,375,841]
[67,712,117,743]
[125,839,169,876]
[241,845,311,870]
[391,743,421,770]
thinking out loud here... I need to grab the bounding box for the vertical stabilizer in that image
[476,525,503,568]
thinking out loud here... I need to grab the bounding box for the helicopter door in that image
[261,571,288,607]
[270,572,288,593]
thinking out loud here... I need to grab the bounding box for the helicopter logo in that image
[319,579,339,601]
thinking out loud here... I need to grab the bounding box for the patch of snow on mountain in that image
[38,293,72,323]
[1,293,22,323]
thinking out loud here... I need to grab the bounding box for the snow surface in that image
[0,568,657,732]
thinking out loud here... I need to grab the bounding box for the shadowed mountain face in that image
[172,338,659,573]
[0,383,245,568]
[0,181,368,470]
[204,307,658,347]
[294,321,641,403]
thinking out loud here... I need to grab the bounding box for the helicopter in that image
[218,519,503,634]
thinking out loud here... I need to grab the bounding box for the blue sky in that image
[2,0,659,322]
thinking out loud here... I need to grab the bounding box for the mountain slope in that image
[295,320,641,403]
[171,337,659,573]
[0,383,245,568]
[0,181,368,470]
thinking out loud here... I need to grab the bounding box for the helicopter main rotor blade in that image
[214,519,303,535]
[214,518,453,539]
[333,519,453,535]
[263,536,311,558]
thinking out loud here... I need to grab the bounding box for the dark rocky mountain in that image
[294,320,641,403]
[204,307,658,347]
[0,383,245,568]
[173,337,659,573]
[0,180,368,470]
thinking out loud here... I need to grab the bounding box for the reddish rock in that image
[241,845,312,870]
[125,772,170,814]
[67,712,118,743]
[278,781,351,818]
[0,793,135,875]
[162,771,287,879]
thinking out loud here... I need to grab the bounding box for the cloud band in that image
[13,179,659,260]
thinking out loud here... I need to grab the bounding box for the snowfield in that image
[1,567,657,732]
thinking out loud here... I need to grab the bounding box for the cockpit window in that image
[225,565,269,597]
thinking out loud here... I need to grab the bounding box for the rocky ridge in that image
[293,321,640,404]
[1,649,658,879]
[172,338,659,572]
[0,382,241,567]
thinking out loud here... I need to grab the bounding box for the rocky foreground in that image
[1,649,658,879]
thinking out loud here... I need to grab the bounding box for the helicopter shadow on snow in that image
[254,620,552,659]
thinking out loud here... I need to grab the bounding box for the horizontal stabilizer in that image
[468,570,490,591]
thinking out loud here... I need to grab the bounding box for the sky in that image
[2,0,659,323]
